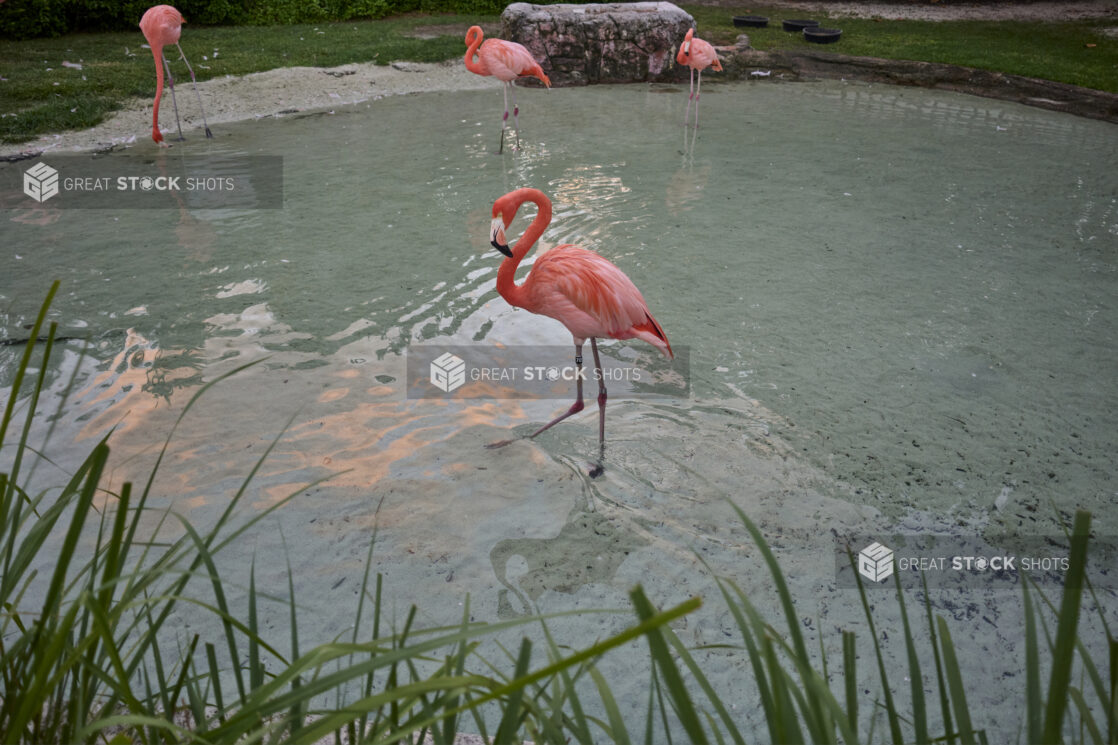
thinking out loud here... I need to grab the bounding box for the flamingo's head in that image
[489,214,512,257]
[676,28,695,65]
[465,25,484,48]
[489,193,519,257]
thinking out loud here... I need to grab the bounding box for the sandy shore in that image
[0,59,493,158]
[2,2,1115,158]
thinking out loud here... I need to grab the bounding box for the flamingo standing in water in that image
[486,188,673,475]
[140,4,212,145]
[463,26,551,153]
[676,28,722,129]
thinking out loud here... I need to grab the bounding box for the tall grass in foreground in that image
[2,282,1116,743]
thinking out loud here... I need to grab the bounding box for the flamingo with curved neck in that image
[486,188,672,475]
[140,4,213,145]
[464,26,551,153]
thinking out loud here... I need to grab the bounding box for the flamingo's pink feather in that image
[676,29,722,72]
[479,39,550,84]
[522,245,673,358]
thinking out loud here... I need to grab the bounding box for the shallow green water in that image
[2,79,1117,737]
[5,81,1116,528]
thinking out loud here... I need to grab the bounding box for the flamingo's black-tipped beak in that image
[490,215,513,257]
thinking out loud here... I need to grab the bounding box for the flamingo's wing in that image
[480,39,550,84]
[528,246,672,356]
[690,38,722,71]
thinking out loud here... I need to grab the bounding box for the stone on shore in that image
[500,2,695,86]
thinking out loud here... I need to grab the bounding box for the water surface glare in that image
[2,80,1117,737]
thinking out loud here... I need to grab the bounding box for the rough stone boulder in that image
[500,2,694,86]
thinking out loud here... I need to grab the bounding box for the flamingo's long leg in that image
[176,42,213,138]
[486,343,586,449]
[590,337,606,477]
[684,67,694,128]
[498,82,511,154]
[510,83,521,151]
[695,70,703,129]
[526,342,586,437]
[161,54,185,141]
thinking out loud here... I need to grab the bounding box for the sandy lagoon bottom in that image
[2,78,1117,738]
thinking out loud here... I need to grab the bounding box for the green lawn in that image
[0,14,488,144]
[0,7,1115,144]
[686,4,1118,92]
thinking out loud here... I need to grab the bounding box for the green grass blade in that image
[494,638,532,744]
[1022,576,1043,745]
[843,630,857,728]
[936,615,977,745]
[589,664,633,745]
[893,567,927,743]
[849,547,904,743]
[96,482,131,612]
[166,633,201,727]
[661,620,747,745]
[921,571,955,744]
[763,634,805,744]
[1042,509,1092,743]
[1069,685,1105,744]
[536,614,595,745]
[0,280,59,450]
[714,576,780,742]
[281,527,305,736]
[205,642,226,723]
[249,555,263,692]
[729,500,837,736]
[629,586,709,745]
[1109,638,1117,745]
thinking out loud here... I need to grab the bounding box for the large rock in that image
[501,2,694,86]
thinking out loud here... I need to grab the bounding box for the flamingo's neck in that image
[150,44,165,142]
[496,192,551,311]
[464,28,487,75]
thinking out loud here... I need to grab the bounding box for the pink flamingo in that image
[487,188,673,475]
[676,28,722,129]
[464,26,551,153]
[140,4,212,145]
